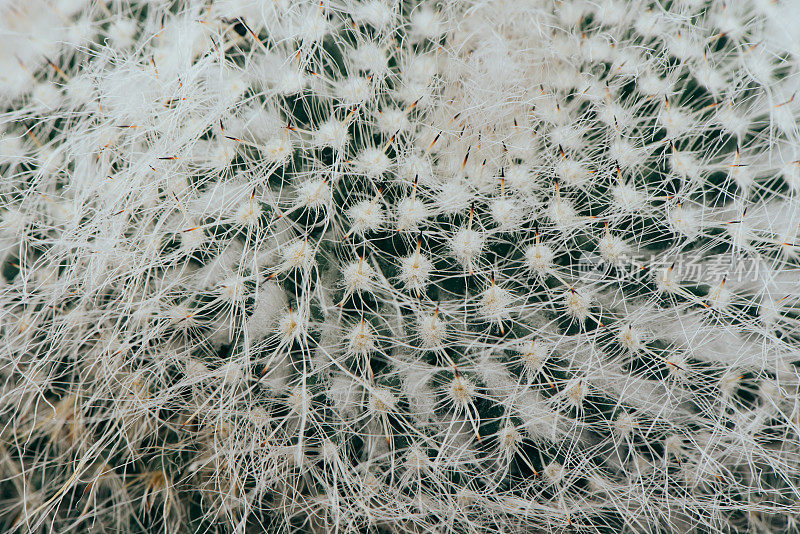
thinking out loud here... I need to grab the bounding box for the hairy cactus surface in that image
[2,0,800,532]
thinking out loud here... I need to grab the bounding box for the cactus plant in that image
[2,0,800,532]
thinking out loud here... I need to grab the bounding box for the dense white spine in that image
[1,1,800,532]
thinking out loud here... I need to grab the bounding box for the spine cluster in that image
[1,0,800,532]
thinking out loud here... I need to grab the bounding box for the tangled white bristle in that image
[520,338,549,376]
[280,238,315,271]
[399,248,433,293]
[436,180,472,214]
[278,309,307,344]
[613,412,636,437]
[296,178,332,211]
[489,197,523,231]
[354,147,392,177]
[524,243,554,275]
[341,259,376,295]
[450,227,485,270]
[668,203,701,239]
[313,119,350,150]
[563,288,592,322]
[3,1,800,532]
[707,280,732,311]
[369,387,398,413]
[478,282,513,323]
[617,324,643,352]
[218,276,248,304]
[611,181,646,212]
[396,196,429,232]
[598,233,629,265]
[263,135,294,164]
[547,196,578,229]
[348,198,385,236]
[347,320,375,356]
[447,374,476,406]
[543,462,565,485]
[655,265,680,294]
[417,311,447,350]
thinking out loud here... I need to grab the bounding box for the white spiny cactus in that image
[2,1,800,533]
